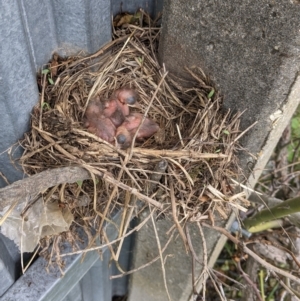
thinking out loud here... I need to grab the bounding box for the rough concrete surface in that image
[159,0,300,167]
[128,213,224,301]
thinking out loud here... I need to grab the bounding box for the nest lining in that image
[19,15,245,259]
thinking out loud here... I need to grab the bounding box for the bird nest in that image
[19,14,247,262]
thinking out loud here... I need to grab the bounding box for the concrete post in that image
[128,1,300,300]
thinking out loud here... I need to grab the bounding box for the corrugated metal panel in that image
[0,0,111,188]
[0,0,162,300]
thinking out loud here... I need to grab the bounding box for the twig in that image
[176,124,184,147]
[247,239,300,270]
[0,200,18,225]
[115,192,134,261]
[20,195,31,273]
[61,34,131,71]
[169,176,189,252]
[185,225,199,294]
[20,195,42,218]
[212,268,245,288]
[85,166,119,228]
[271,271,300,300]
[39,72,47,130]
[0,166,91,211]
[111,228,175,279]
[102,230,125,274]
[33,127,78,161]
[0,164,163,215]
[71,128,127,157]
[0,171,10,185]
[23,246,40,274]
[237,261,263,301]
[202,223,300,286]
[231,121,258,144]
[207,269,227,301]
[95,154,130,236]
[129,69,168,158]
[133,148,228,159]
[150,209,171,301]
[60,212,153,257]
[83,164,164,209]
[197,222,208,300]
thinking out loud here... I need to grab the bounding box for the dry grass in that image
[19,13,244,266]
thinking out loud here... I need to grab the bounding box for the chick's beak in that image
[115,88,138,105]
[128,101,142,110]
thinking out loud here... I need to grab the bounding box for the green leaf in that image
[42,102,50,110]
[133,12,142,19]
[224,242,233,256]
[48,77,54,85]
[207,89,215,99]
[220,262,230,272]
[215,149,221,153]
[42,69,50,75]
[291,117,299,129]
[77,180,83,187]
[223,130,230,135]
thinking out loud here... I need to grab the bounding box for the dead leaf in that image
[114,12,142,27]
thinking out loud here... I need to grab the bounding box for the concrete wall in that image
[159,0,300,172]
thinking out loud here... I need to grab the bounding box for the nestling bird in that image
[84,99,116,143]
[101,88,139,127]
[116,112,159,149]
[113,87,138,105]
[84,88,145,145]
[85,116,116,143]
[84,97,103,118]
[101,98,128,127]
